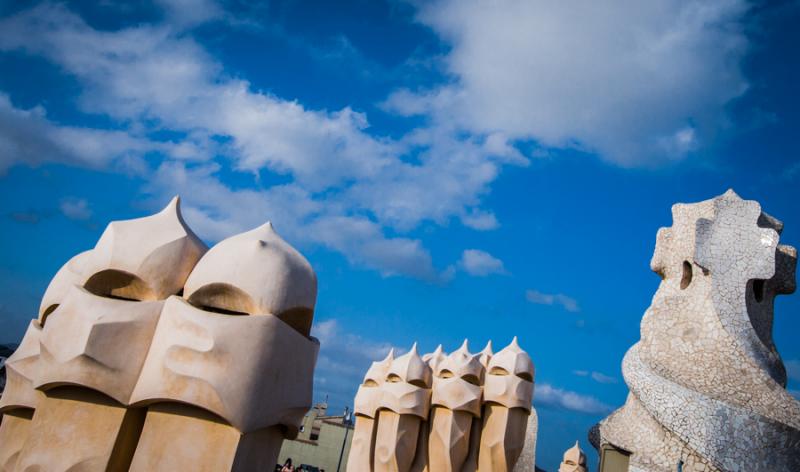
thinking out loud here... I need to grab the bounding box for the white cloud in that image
[535,382,613,415]
[591,372,618,384]
[573,369,618,384]
[460,209,498,231]
[402,0,750,164]
[154,0,223,28]
[526,289,580,313]
[0,93,173,174]
[459,249,506,276]
[0,3,523,279]
[59,197,92,221]
[147,162,441,280]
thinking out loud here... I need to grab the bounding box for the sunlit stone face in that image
[1,198,323,472]
[0,321,42,412]
[131,221,320,435]
[35,286,163,404]
[431,341,484,415]
[558,441,587,472]
[483,338,534,410]
[378,345,432,417]
[354,350,394,419]
[349,339,538,472]
[130,296,318,434]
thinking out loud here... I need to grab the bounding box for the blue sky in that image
[1,0,799,469]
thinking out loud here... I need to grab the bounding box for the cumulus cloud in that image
[459,249,506,276]
[400,0,750,164]
[526,289,580,313]
[146,162,441,279]
[0,3,521,279]
[0,93,172,174]
[0,0,755,278]
[574,370,618,384]
[59,197,92,221]
[535,383,613,415]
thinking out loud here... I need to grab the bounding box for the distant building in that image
[278,402,354,472]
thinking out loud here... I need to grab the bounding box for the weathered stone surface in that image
[592,190,800,471]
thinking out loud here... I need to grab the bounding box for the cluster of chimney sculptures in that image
[0,190,798,471]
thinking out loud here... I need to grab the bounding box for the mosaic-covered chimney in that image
[590,190,800,471]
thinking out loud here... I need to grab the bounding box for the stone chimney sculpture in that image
[348,338,536,472]
[428,340,484,472]
[558,441,587,472]
[351,349,396,471]
[590,190,800,471]
[0,198,320,472]
[373,343,432,472]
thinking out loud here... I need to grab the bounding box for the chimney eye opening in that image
[680,261,692,290]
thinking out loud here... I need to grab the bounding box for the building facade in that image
[278,402,354,472]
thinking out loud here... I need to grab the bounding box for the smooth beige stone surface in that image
[35,287,163,404]
[0,409,33,471]
[350,349,395,472]
[374,410,421,472]
[38,250,92,322]
[480,339,534,471]
[354,349,394,419]
[428,407,472,472]
[129,403,283,472]
[15,388,144,472]
[479,340,493,369]
[0,321,41,412]
[130,295,318,434]
[373,345,431,472]
[409,417,429,472]
[422,344,446,372]
[81,196,207,301]
[461,415,482,472]
[558,441,587,472]
[478,404,528,472]
[3,200,321,472]
[348,415,379,472]
[428,341,483,472]
[484,338,534,411]
[431,340,484,416]
[349,340,537,472]
[183,222,317,335]
[379,344,432,418]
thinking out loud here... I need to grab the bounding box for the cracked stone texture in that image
[591,190,800,472]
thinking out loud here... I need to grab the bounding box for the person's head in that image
[284,458,292,466]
